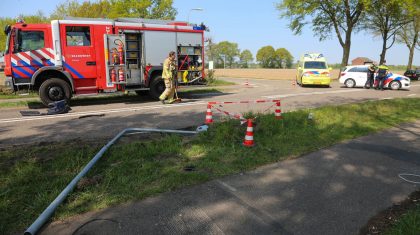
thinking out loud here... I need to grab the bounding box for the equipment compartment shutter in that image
[177,32,202,46]
[144,31,176,65]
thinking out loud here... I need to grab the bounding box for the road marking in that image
[217,180,237,192]
[262,89,365,99]
[381,97,393,100]
[407,94,416,97]
[0,101,206,124]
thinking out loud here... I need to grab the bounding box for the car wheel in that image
[344,78,356,88]
[39,78,72,106]
[389,80,401,90]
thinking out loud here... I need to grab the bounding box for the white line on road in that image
[381,97,393,100]
[262,89,365,99]
[217,180,237,192]
[0,101,207,124]
[407,94,416,97]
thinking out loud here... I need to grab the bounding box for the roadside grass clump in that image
[385,205,420,235]
[0,98,419,234]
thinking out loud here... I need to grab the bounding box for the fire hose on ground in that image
[24,128,199,235]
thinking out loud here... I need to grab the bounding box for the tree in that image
[239,50,253,68]
[256,46,276,68]
[51,0,112,19]
[205,37,216,65]
[363,0,411,64]
[108,0,176,19]
[0,11,48,52]
[396,2,419,69]
[277,0,364,67]
[213,41,240,68]
[51,0,176,20]
[274,48,294,68]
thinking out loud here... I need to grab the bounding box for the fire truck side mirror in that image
[13,28,19,53]
[3,25,11,35]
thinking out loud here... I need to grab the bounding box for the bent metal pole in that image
[25,128,198,235]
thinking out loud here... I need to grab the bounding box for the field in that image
[213,69,406,80]
[214,69,340,80]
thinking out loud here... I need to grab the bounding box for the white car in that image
[339,65,411,90]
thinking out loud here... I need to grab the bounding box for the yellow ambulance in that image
[296,53,332,87]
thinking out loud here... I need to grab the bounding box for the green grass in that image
[1,98,420,234]
[0,92,39,99]
[179,88,223,94]
[206,78,236,86]
[0,100,42,108]
[386,205,420,235]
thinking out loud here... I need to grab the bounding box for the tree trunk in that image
[340,31,352,67]
[407,32,418,70]
[379,30,389,64]
[407,46,414,70]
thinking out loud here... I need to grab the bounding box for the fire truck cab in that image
[3,18,205,105]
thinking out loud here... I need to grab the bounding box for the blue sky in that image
[1,0,418,65]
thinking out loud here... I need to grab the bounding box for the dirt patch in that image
[77,175,104,190]
[359,190,420,235]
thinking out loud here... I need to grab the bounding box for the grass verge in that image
[1,98,419,234]
[206,78,236,86]
[0,100,42,109]
[386,205,420,235]
[0,92,39,99]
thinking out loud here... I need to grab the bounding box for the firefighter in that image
[376,60,389,91]
[159,51,177,104]
[365,63,376,89]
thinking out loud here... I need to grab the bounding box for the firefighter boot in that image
[159,94,166,104]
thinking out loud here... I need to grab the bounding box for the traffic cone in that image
[292,80,296,86]
[243,119,255,147]
[275,101,282,120]
[244,79,250,87]
[205,104,213,124]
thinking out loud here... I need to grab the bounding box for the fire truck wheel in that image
[149,76,165,100]
[39,78,72,106]
[135,90,149,96]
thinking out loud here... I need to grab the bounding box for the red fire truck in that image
[3,18,206,105]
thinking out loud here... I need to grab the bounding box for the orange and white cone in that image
[292,80,296,86]
[245,79,250,87]
[275,101,282,120]
[243,119,255,147]
[205,104,213,124]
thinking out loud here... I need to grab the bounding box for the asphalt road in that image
[0,78,419,147]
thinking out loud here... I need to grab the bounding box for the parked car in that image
[404,68,420,80]
[339,65,411,90]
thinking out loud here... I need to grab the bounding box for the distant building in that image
[351,57,373,65]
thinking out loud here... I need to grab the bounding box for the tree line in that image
[206,39,294,69]
[278,0,419,69]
